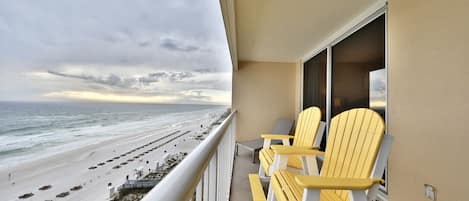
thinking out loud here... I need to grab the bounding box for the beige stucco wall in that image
[388,0,469,200]
[233,61,298,141]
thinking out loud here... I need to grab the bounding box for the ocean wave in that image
[0,147,31,156]
[0,124,51,135]
[0,103,227,166]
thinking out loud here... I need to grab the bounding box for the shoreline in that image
[0,107,220,170]
[1,109,225,201]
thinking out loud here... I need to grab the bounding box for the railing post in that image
[203,169,209,201]
[217,135,224,201]
[209,151,218,201]
[195,178,203,201]
[216,118,232,201]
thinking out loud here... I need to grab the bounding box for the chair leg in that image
[302,189,320,201]
[266,181,276,201]
[254,150,260,163]
[259,165,266,178]
[235,143,239,156]
[301,156,319,176]
[252,150,256,163]
[367,184,380,200]
[349,190,367,201]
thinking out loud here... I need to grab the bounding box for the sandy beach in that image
[0,111,222,201]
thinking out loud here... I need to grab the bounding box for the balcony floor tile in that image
[230,148,261,201]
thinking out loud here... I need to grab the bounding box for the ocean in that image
[0,101,226,167]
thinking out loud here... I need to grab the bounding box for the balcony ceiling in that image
[234,0,382,62]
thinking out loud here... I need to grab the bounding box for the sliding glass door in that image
[303,13,387,191]
[303,50,327,149]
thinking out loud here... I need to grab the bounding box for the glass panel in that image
[303,50,327,150]
[303,50,327,121]
[331,15,385,119]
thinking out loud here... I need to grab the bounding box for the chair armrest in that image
[261,134,294,139]
[248,174,267,201]
[295,175,383,190]
[270,145,319,150]
[271,146,325,156]
[261,134,293,148]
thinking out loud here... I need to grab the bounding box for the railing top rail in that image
[141,110,236,201]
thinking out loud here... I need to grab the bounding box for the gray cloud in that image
[48,70,196,89]
[160,37,199,52]
[0,0,231,70]
[138,41,152,47]
[189,79,231,91]
[168,72,193,81]
[193,68,212,73]
[48,70,136,88]
[138,73,165,85]
[0,0,232,104]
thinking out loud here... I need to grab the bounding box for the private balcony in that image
[142,0,468,200]
[140,111,389,201]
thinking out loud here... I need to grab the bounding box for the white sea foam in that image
[0,102,227,167]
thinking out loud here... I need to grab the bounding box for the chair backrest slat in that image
[320,108,385,201]
[292,107,321,147]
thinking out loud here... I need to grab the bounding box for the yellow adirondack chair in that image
[250,108,393,201]
[258,107,325,177]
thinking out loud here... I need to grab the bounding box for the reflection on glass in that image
[331,15,385,117]
[370,69,386,118]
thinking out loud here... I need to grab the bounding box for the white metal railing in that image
[141,110,237,201]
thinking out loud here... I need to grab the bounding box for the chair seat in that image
[271,170,348,201]
[259,148,303,176]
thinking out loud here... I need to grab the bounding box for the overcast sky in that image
[0,0,232,105]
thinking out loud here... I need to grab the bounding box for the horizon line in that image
[0,100,231,107]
